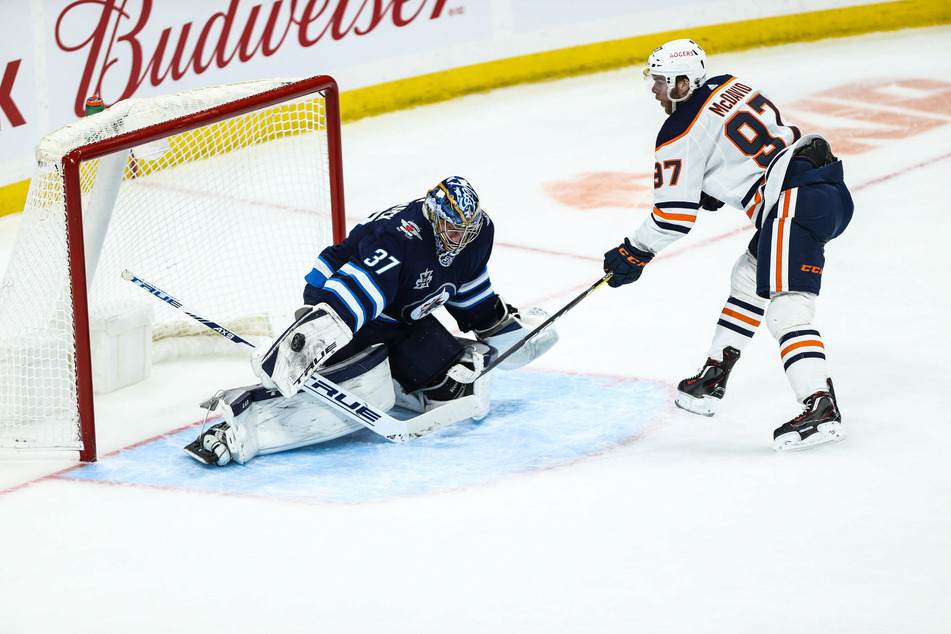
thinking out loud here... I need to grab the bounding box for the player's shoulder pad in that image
[655,74,735,148]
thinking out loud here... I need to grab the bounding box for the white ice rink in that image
[2,27,951,632]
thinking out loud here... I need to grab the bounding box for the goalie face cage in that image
[0,76,346,462]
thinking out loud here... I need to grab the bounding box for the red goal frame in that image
[59,76,346,462]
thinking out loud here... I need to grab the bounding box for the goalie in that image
[185,176,558,466]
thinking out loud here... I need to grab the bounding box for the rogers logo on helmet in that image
[671,51,696,57]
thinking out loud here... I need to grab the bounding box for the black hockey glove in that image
[794,137,837,167]
[603,238,654,288]
[699,192,724,211]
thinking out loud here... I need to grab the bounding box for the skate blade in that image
[774,424,847,452]
[674,393,718,417]
[183,439,218,465]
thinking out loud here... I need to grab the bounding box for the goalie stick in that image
[449,273,613,384]
[121,269,482,442]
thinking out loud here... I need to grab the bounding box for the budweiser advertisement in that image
[1,0,491,169]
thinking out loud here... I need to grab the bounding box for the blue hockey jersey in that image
[302,198,499,335]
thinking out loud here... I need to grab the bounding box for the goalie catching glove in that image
[251,303,353,398]
[473,298,558,371]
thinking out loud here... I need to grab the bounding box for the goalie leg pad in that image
[395,340,493,421]
[191,345,395,465]
[475,300,558,370]
[251,303,353,398]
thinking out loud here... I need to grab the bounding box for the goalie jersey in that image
[633,74,803,254]
[302,199,499,335]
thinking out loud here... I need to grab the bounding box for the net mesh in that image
[0,78,337,450]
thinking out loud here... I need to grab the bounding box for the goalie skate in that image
[183,422,234,466]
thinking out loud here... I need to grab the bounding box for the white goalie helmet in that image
[645,39,707,105]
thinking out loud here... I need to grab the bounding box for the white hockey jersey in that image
[632,74,803,254]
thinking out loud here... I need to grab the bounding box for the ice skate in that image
[773,379,846,452]
[183,422,235,466]
[675,346,741,416]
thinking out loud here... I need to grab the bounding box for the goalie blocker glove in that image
[251,303,353,398]
[474,298,558,370]
[603,238,654,287]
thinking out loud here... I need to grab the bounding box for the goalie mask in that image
[644,39,707,109]
[423,176,483,261]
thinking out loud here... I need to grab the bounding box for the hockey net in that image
[0,76,345,461]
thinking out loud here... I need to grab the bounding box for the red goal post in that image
[0,76,346,462]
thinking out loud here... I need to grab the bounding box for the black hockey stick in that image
[452,272,613,383]
[122,269,483,441]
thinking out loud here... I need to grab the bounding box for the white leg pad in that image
[394,342,493,421]
[217,345,395,463]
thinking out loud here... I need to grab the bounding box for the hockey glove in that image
[250,303,353,398]
[474,299,558,371]
[794,136,836,168]
[699,192,724,211]
[603,238,654,287]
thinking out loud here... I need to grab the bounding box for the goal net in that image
[0,76,345,461]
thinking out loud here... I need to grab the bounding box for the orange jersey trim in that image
[652,206,698,223]
[745,188,762,220]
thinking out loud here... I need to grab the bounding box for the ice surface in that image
[60,372,668,503]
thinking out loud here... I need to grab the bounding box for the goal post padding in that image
[0,76,345,462]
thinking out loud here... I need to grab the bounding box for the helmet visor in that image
[644,70,667,95]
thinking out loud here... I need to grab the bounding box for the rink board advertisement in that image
[0,0,945,205]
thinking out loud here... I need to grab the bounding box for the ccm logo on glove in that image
[620,246,649,267]
[603,238,655,287]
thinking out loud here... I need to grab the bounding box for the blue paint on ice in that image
[59,371,668,503]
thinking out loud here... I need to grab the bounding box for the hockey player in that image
[185,176,558,465]
[602,39,853,451]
